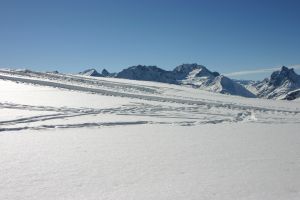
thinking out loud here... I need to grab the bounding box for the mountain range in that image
[79,64,300,100]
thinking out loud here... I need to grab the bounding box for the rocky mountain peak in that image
[101,69,110,76]
[269,66,300,86]
[79,68,102,77]
[173,63,216,80]
[173,63,203,73]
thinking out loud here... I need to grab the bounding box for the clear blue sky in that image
[0,0,299,79]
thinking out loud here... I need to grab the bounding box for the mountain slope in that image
[282,88,300,100]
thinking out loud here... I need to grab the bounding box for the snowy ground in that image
[0,70,300,200]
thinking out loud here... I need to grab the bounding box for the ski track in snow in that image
[0,70,300,132]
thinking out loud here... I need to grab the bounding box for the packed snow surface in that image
[0,69,300,200]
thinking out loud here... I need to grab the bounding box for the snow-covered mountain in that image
[80,64,255,98]
[101,69,110,76]
[79,68,115,77]
[172,63,219,80]
[116,65,177,84]
[176,64,255,97]
[252,66,300,99]
[79,68,102,77]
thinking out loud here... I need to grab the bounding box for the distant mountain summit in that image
[175,64,255,97]
[172,63,220,80]
[101,69,110,76]
[253,66,300,99]
[79,64,255,98]
[79,69,102,77]
[79,68,114,77]
[269,66,300,87]
[116,65,177,84]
